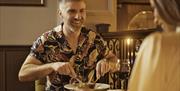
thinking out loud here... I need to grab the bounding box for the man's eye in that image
[80,10,85,13]
[68,10,76,13]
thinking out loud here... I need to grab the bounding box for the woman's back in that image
[128,31,180,91]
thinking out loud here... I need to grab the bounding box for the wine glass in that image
[110,59,121,89]
[111,59,131,89]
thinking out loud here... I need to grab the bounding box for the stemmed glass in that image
[119,59,130,89]
[110,59,131,89]
[110,59,121,89]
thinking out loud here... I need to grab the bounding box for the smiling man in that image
[18,0,118,91]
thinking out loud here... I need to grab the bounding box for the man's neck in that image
[62,25,81,53]
[63,25,81,40]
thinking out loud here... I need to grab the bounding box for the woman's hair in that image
[153,0,180,26]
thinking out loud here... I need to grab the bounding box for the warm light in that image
[117,59,120,63]
[142,11,147,14]
[127,38,131,45]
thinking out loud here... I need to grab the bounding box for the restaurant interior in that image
[0,0,162,91]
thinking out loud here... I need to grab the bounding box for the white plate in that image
[107,89,125,91]
[64,83,110,90]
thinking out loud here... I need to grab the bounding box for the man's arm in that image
[96,51,119,78]
[18,55,54,81]
[18,55,77,82]
[105,51,119,72]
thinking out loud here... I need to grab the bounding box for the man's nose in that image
[74,12,82,19]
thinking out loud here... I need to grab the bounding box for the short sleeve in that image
[94,33,109,58]
[29,35,46,63]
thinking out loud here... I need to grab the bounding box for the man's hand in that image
[51,62,77,78]
[96,58,119,78]
[96,59,110,78]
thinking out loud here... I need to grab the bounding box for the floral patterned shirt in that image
[30,25,109,91]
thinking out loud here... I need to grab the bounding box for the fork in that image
[74,77,83,84]
[88,70,100,83]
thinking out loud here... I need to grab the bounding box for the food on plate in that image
[77,82,96,89]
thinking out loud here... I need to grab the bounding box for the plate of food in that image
[64,82,110,91]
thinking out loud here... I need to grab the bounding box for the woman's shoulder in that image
[143,32,163,44]
[148,31,180,41]
[142,31,180,48]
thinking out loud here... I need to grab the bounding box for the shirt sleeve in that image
[29,35,47,63]
[94,33,109,58]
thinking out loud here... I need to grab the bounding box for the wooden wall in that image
[0,46,34,91]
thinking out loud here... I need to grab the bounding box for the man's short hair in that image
[58,0,85,10]
[59,0,84,3]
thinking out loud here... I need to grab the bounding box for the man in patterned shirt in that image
[18,0,118,90]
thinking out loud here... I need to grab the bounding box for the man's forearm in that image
[19,63,54,81]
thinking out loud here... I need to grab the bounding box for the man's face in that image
[60,1,86,31]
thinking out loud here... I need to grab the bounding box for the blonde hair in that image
[153,0,180,26]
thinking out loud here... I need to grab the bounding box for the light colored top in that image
[128,27,180,91]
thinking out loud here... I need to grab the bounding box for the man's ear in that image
[57,9,64,19]
[57,9,62,16]
[57,9,63,23]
